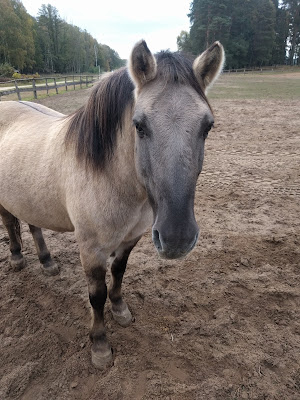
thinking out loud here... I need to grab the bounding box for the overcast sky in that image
[21,0,192,59]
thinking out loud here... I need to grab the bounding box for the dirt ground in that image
[0,75,299,400]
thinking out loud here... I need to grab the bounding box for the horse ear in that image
[193,41,225,93]
[128,40,157,89]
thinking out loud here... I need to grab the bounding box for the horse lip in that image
[155,233,199,260]
[156,248,191,260]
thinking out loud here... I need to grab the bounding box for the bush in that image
[88,66,100,74]
[12,72,21,79]
[0,63,15,78]
[12,72,40,80]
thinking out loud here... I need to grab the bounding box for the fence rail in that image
[0,75,99,100]
[223,66,287,74]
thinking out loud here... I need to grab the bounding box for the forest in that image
[0,0,124,75]
[0,0,299,75]
[177,0,300,68]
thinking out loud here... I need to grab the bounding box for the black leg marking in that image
[0,206,25,270]
[85,265,113,368]
[108,239,140,327]
[88,267,108,341]
[109,242,137,306]
[29,225,59,275]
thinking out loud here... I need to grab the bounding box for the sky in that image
[21,0,192,59]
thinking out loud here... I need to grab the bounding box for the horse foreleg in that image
[29,225,59,276]
[0,206,26,270]
[108,238,140,327]
[79,244,112,369]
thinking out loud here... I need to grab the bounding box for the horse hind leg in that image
[0,206,26,271]
[108,238,140,327]
[29,225,59,276]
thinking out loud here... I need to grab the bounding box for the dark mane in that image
[65,67,134,170]
[65,52,209,171]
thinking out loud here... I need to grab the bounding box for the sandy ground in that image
[0,84,299,399]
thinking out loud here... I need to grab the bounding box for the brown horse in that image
[0,40,225,369]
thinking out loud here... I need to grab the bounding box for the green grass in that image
[208,70,300,100]
[22,85,93,102]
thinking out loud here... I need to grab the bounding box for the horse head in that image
[129,40,225,259]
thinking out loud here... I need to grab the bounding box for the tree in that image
[177,30,193,52]
[0,0,35,71]
[182,0,279,68]
[36,4,62,72]
[248,0,276,66]
[0,0,125,73]
[282,0,300,64]
[271,0,290,64]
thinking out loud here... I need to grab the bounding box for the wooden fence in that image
[223,66,288,74]
[0,75,99,100]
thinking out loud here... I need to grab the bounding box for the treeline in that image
[177,0,300,69]
[0,0,125,74]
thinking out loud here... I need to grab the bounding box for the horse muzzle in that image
[152,217,199,259]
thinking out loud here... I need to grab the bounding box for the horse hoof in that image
[112,306,132,327]
[91,347,113,370]
[41,260,60,276]
[10,257,26,271]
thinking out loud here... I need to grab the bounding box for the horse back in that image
[0,101,64,139]
[19,101,65,118]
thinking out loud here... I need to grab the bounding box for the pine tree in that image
[183,0,279,68]
[271,0,290,64]
[248,0,276,66]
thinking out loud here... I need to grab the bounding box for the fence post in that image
[86,75,88,87]
[73,75,75,90]
[32,79,37,99]
[65,77,68,91]
[54,78,58,94]
[14,80,21,100]
[46,78,49,95]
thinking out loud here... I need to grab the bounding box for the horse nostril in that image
[152,229,162,251]
[191,232,199,249]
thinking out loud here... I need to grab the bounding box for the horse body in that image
[0,101,74,231]
[0,40,225,369]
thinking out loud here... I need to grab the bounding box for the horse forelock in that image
[65,67,134,171]
[154,51,210,107]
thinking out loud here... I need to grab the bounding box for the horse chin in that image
[157,250,188,260]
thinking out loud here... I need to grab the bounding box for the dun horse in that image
[0,40,224,369]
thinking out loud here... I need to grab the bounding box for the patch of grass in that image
[22,85,93,102]
[208,71,300,100]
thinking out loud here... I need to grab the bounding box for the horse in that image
[0,40,225,369]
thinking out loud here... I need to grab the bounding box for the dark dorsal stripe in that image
[65,52,209,171]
